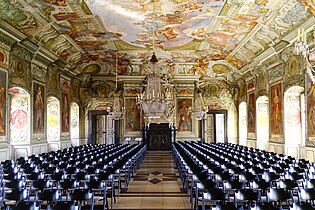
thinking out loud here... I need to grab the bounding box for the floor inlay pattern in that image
[113,151,191,209]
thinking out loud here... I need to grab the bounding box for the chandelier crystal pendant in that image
[295,28,315,84]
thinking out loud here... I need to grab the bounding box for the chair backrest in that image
[250,202,281,210]
[6,201,40,210]
[4,189,29,202]
[235,189,260,202]
[69,189,94,202]
[290,202,314,210]
[267,188,292,202]
[3,179,26,189]
[304,179,315,189]
[49,201,79,210]
[203,188,228,201]
[299,188,315,202]
[36,189,61,202]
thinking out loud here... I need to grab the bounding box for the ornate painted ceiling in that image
[0,0,314,79]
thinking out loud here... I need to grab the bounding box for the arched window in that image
[239,102,247,146]
[256,96,269,150]
[9,87,30,144]
[284,86,304,158]
[47,97,60,149]
[70,102,79,146]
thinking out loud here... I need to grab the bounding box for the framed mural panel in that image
[61,92,70,133]
[9,87,30,142]
[176,98,192,132]
[124,97,141,133]
[0,70,6,136]
[33,82,45,134]
[307,78,315,137]
[248,92,256,133]
[270,83,282,135]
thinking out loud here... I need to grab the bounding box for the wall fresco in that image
[177,98,192,132]
[33,82,45,134]
[270,83,283,135]
[125,98,140,132]
[248,92,256,133]
[0,70,6,136]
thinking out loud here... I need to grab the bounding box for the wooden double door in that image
[203,110,227,143]
[88,110,114,145]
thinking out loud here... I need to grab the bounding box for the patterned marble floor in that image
[112,151,191,209]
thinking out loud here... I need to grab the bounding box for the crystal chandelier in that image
[295,28,315,84]
[137,53,173,119]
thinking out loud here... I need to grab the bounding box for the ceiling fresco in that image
[0,0,313,78]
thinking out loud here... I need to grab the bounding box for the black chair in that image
[5,201,40,210]
[85,179,113,209]
[263,172,281,187]
[201,188,229,210]
[69,189,94,210]
[267,188,293,207]
[299,188,315,205]
[250,202,282,210]
[3,189,30,206]
[304,179,315,189]
[234,189,260,208]
[2,171,22,181]
[2,179,26,190]
[31,179,52,192]
[290,202,315,210]
[49,201,79,210]
[215,202,242,210]
[36,189,61,207]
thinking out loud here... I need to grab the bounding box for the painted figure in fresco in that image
[308,83,315,134]
[62,95,69,132]
[35,86,44,131]
[0,86,4,133]
[178,100,192,131]
[272,86,281,134]
[248,94,255,133]
[126,100,139,132]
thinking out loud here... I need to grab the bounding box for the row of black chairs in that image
[173,142,314,210]
[0,143,147,209]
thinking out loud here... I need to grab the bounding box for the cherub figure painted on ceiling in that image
[298,0,315,16]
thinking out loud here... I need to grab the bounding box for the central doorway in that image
[204,110,227,143]
[88,110,114,145]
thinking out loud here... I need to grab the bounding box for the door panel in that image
[106,115,114,144]
[96,115,106,144]
[205,114,214,143]
[204,111,227,143]
[215,114,225,143]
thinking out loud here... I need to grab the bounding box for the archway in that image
[239,102,247,146]
[70,102,80,146]
[9,87,30,144]
[256,96,269,150]
[47,96,60,151]
[204,89,238,144]
[284,86,305,158]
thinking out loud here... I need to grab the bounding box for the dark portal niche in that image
[144,123,175,151]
